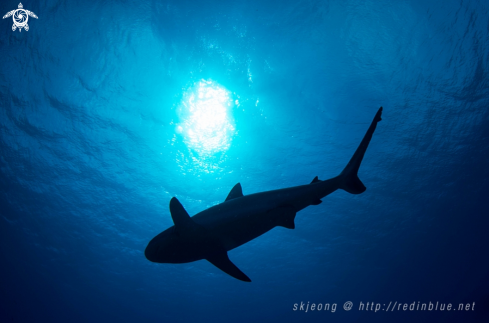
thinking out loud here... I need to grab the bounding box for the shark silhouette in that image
[145,107,383,282]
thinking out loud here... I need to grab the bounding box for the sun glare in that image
[178,80,235,155]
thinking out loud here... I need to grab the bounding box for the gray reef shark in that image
[145,107,383,282]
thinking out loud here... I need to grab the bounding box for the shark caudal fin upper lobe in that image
[339,107,382,194]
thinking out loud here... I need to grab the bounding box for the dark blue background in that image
[1,0,488,322]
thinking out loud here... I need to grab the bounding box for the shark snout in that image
[144,239,159,262]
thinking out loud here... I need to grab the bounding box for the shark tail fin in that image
[339,107,382,194]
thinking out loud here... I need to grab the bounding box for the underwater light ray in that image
[178,80,235,155]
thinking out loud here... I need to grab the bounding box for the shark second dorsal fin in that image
[225,183,244,202]
[170,197,198,235]
[311,176,320,183]
[206,251,251,282]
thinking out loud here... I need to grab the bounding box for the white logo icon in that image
[3,3,38,32]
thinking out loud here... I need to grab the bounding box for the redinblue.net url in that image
[293,301,476,313]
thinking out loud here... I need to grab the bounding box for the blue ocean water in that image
[1,0,488,322]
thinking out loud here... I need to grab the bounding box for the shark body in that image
[145,107,383,282]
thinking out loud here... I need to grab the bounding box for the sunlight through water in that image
[177,80,235,155]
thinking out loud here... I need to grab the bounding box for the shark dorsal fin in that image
[225,183,244,202]
[311,176,320,183]
[169,197,197,234]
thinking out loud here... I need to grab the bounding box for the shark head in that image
[145,226,208,264]
[144,227,181,263]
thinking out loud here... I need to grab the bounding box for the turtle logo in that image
[3,3,38,32]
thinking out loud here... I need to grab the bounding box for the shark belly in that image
[191,186,326,251]
[192,198,279,251]
[202,210,277,251]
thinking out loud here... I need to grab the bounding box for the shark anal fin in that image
[268,206,297,229]
[311,199,322,205]
[225,183,244,202]
[311,176,320,183]
[206,252,251,282]
[169,197,198,235]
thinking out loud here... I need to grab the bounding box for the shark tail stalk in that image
[339,107,383,194]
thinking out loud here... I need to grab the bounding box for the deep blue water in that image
[1,0,489,322]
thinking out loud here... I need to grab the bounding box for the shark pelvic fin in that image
[225,183,244,201]
[206,252,251,282]
[169,197,199,235]
[268,205,297,229]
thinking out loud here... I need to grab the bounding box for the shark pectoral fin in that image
[169,197,199,235]
[206,252,251,282]
[269,206,297,229]
[225,183,244,202]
